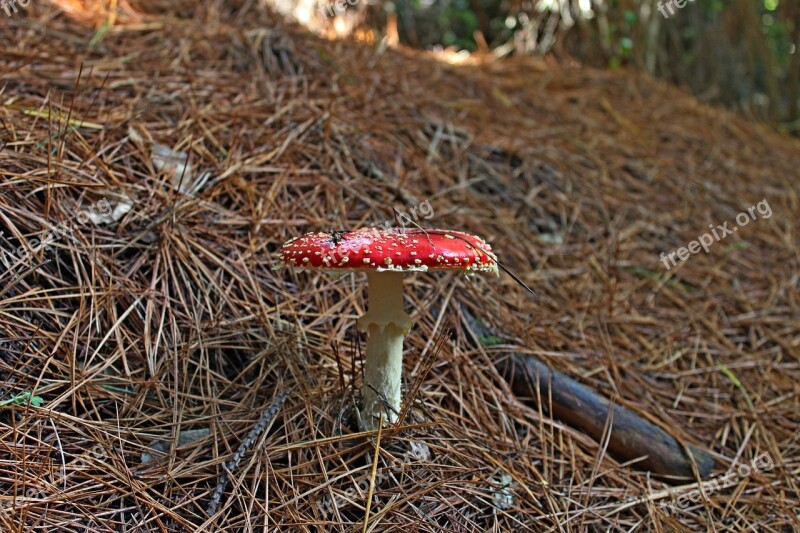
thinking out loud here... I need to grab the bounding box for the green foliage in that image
[478,334,504,347]
[378,0,797,126]
[0,391,44,408]
[439,0,478,49]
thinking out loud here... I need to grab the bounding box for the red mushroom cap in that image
[280,227,498,274]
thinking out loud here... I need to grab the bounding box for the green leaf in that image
[0,391,44,408]
[478,334,504,347]
[623,10,637,25]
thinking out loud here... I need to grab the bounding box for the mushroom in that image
[280,227,498,430]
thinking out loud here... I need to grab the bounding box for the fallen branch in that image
[206,387,292,516]
[460,306,715,479]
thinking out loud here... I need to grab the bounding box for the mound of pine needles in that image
[0,1,798,530]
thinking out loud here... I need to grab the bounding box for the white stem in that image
[357,271,411,430]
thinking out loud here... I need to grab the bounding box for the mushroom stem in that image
[357,271,412,430]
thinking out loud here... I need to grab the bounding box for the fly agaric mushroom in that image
[280,227,498,430]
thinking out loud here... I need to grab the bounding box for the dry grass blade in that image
[362,413,383,532]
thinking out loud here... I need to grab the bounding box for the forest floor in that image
[0,1,798,531]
